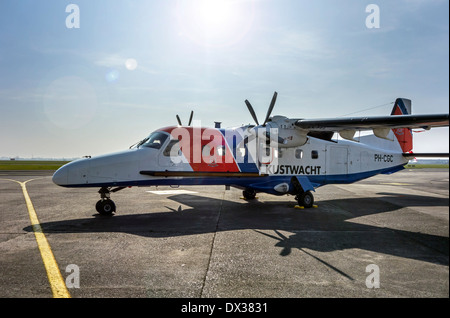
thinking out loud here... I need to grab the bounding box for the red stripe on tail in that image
[391,99,413,152]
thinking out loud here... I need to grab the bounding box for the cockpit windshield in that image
[141,132,169,149]
[130,131,169,149]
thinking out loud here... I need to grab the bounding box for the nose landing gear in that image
[95,187,125,215]
[96,198,116,216]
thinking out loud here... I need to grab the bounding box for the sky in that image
[0,0,448,158]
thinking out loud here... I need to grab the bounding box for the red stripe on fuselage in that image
[159,126,240,172]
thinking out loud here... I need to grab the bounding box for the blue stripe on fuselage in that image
[219,128,259,173]
[61,164,406,194]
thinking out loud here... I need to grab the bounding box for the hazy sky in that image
[0,0,448,158]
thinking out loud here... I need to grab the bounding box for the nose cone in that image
[52,165,68,186]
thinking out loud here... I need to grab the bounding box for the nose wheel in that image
[96,199,116,216]
[95,186,125,215]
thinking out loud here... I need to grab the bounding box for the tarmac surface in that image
[0,168,448,299]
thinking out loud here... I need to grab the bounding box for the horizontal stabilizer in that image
[402,153,449,158]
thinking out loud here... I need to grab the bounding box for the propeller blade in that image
[245,99,259,125]
[176,115,182,126]
[188,110,194,126]
[263,91,278,126]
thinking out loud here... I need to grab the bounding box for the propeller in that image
[245,99,260,126]
[263,91,278,126]
[188,110,193,126]
[244,91,286,145]
[176,110,194,126]
[245,91,278,127]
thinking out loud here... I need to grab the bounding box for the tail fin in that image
[391,98,413,152]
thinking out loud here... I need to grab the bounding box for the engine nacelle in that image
[269,116,309,147]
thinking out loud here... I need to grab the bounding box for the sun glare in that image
[176,0,255,47]
[198,0,232,29]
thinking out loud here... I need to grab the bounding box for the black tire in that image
[95,200,103,213]
[242,189,256,200]
[297,191,314,208]
[96,199,116,216]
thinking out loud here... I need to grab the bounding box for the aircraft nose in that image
[52,165,69,186]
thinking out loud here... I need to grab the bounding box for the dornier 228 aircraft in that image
[52,92,449,215]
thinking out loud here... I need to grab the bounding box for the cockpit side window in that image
[163,139,181,157]
[141,132,169,149]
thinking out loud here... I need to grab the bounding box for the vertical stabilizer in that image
[391,98,413,152]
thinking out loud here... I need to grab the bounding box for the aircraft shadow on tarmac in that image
[24,193,449,268]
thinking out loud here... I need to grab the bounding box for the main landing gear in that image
[242,189,257,200]
[242,187,314,208]
[96,187,125,216]
[295,190,314,208]
[290,176,315,208]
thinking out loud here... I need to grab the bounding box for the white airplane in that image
[52,93,449,215]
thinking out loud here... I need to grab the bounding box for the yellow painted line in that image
[294,204,319,209]
[4,179,71,298]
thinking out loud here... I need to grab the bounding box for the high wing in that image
[295,114,449,131]
[289,97,449,154]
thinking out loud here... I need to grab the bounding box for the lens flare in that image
[125,58,138,71]
[105,69,120,82]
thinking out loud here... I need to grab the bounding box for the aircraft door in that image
[326,145,348,175]
[360,151,371,172]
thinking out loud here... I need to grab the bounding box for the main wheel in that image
[96,199,116,216]
[296,191,314,208]
[242,189,256,200]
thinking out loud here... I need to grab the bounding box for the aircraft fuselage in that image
[53,125,408,196]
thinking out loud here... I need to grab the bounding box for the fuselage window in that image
[295,149,303,159]
[311,150,319,159]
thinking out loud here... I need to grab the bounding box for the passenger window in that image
[295,149,303,159]
[311,150,319,159]
[163,140,180,157]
